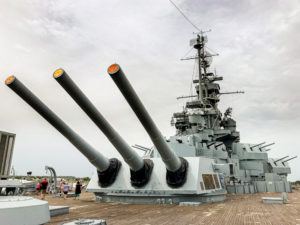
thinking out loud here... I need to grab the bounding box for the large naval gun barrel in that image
[107,64,188,187]
[5,76,119,187]
[53,69,153,187]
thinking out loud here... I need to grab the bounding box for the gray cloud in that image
[0,0,299,180]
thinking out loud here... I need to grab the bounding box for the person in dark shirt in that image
[74,180,82,200]
[40,178,48,200]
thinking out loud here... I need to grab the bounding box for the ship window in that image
[213,174,220,189]
[202,174,215,190]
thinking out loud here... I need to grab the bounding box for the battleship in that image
[4,33,295,205]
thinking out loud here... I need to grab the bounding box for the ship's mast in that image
[196,35,203,103]
[194,33,207,104]
[173,33,244,134]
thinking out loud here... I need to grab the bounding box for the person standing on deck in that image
[61,181,69,200]
[59,179,64,197]
[74,180,82,200]
[40,178,48,200]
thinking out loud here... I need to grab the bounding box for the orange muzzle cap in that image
[108,64,120,75]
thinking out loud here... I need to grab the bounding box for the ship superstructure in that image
[166,33,294,194]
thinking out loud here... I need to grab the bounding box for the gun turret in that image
[107,64,188,187]
[53,69,153,187]
[274,156,289,163]
[5,76,120,187]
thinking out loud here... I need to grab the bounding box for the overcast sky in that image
[0,0,299,180]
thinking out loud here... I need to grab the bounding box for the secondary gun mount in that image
[107,64,188,188]
[5,76,120,187]
[53,69,153,187]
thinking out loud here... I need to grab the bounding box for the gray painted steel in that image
[262,196,287,204]
[49,205,70,217]
[6,77,110,172]
[53,70,144,171]
[0,196,50,225]
[94,191,226,205]
[108,65,181,172]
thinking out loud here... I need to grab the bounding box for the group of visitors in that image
[59,179,83,199]
[36,178,83,200]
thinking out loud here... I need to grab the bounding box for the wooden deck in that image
[47,190,300,225]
